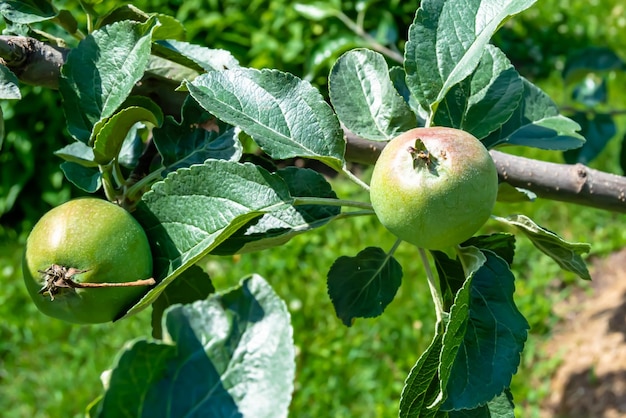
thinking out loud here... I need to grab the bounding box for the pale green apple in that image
[370,127,498,250]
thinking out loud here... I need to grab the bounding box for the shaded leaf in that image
[442,249,529,410]
[496,214,591,280]
[60,19,158,142]
[563,112,616,165]
[0,64,21,99]
[126,160,293,317]
[404,0,537,113]
[152,96,242,174]
[483,78,584,150]
[0,0,56,23]
[462,233,516,267]
[399,332,444,418]
[151,264,215,339]
[54,141,98,166]
[327,246,402,326]
[212,167,340,255]
[329,48,416,140]
[92,99,163,164]
[187,68,345,170]
[447,390,515,417]
[433,45,523,140]
[60,162,102,192]
[94,275,294,418]
[496,183,537,203]
[563,46,626,84]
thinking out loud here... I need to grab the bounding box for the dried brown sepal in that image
[38,264,156,301]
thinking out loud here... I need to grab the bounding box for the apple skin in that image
[369,127,498,250]
[22,198,153,324]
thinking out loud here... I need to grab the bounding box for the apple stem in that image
[38,264,155,301]
[418,247,445,326]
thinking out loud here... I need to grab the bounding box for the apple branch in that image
[4,35,626,214]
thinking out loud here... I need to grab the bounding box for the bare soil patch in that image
[541,249,626,418]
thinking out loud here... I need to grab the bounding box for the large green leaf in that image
[126,160,294,317]
[59,19,158,142]
[212,167,340,255]
[153,97,242,174]
[329,48,416,140]
[93,275,295,418]
[0,0,56,24]
[496,214,591,280]
[447,391,515,417]
[327,246,402,326]
[433,45,523,140]
[399,332,444,418]
[482,78,584,150]
[404,0,537,114]
[441,249,529,411]
[187,68,345,170]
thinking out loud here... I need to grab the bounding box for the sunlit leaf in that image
[187,68,345,170]
[329,49,416,140]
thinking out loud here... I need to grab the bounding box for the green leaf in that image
[212,167,340,255]
[441,249,529,411]
[96,5,186,42]
[327,246,402,326]
[399,332,444,418]
[0,0,56,24]
[59,161,102,192]
[433,45,523,140]
[404,0,537,113]
[293,2,340,20]
[329,48,416,140]
[563,46,626,84]
[187,68,345,170]
[126,160,293,316]
[59,19,158,142]
[54,141,97,166]
[496,214,591,280]
[151,264,215,339]
[446,390,515,417]
[462,234,516,267]
[496,183,537,203]
[154,40,240,72]
[482,78,584,150]
[0,65,21,99]
[432,250,466,313]
[153,96,242,174]
[93,275,295,418]
[563,112,616,165]
[92,99,163,164]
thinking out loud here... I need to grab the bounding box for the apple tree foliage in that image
[0,0,599,416]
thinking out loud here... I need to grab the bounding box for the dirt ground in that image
[540,249,626,418]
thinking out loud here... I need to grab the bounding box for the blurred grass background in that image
[2,0,626,417]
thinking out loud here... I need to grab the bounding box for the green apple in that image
[22,198,154,324]
[370,127,498,250]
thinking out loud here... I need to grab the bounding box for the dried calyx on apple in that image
[369,127,498,250]
[22,198,155,324]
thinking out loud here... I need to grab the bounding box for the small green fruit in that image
[370,127,498,250]
[23,198,154,324]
